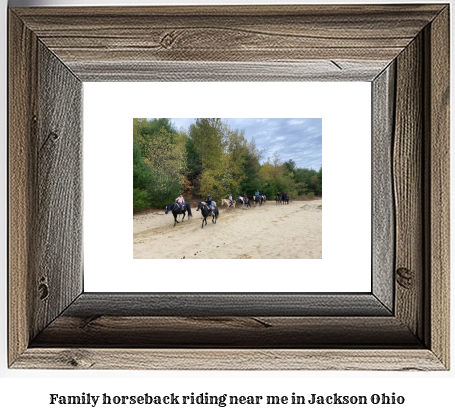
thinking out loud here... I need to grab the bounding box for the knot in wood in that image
[160,31,180,49]
[48,132,59,142]
[60,350,94,369]
[396,267,414,289]
[38,282,49,300]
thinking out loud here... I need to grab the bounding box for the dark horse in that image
[282,194,289,204]
[253,195,262,206]
[196,202,219,228]
[165,202,192,226]
[275,193,282,204]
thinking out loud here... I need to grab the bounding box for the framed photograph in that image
[9,4,449,370]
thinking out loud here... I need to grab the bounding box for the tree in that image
[142,127,187,206]
[283,159,296,174]
[189,118,226,171]
[133,142,153,211]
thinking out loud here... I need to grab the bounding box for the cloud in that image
[170,118,322,169]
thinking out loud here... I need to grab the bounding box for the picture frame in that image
[8,4,449,370]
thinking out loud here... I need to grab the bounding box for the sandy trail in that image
[133,199,322,259]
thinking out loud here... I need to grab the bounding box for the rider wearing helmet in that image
[228,194,234,206]
[206,194,213,215]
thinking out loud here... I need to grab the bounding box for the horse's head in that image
[164,203,172,214]
[196,202,201,211]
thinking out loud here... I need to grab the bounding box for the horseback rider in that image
[228,194,234,206]
[262,191,265,197]
[243,192,248,203]
[206,194,214,215]
[255,189,259,199]
[175,193,185,211]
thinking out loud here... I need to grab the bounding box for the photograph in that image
[133,118,322,260]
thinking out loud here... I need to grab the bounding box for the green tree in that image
[189,118,226,171]
[133,118,187,210]
[133,140,153,212]
[142,127,187,207]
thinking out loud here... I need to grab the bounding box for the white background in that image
[1,1,454,414]
[84,82,371,292]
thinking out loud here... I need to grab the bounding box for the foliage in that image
[133,188,151,212]
[294,167,322,196]
[133,118,322,211]
[133,119,187,210]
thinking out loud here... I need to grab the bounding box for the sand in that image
[133,199,322,259]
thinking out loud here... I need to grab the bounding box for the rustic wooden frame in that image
[8,5,449,370]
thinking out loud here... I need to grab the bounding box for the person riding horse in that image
[175,193,185,212]
[228,194,234,206]
[206,194,214,215]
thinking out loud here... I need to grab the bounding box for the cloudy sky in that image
[171,118,322,170]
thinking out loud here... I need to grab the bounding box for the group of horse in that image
[164,201,219,228]
[165,193,288,229]
[221,195,266,210]
[276,193,290,204]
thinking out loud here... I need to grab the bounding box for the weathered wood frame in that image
[8,5,449,370]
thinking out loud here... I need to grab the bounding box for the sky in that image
[170,118,322,170]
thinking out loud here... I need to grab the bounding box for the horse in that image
[200,200,217,208]
[275,194,282,204]
[196,202,219,228]
[237,196,251,209]
[261,195,266,204]
[165,202,192,226]
[253,195,262,206]
[221,198,236,210]
[282,194,289,204]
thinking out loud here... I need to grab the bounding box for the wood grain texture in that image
[8,11,38,366]
[65,293,391,317]
[33,42,83,339]
[425,6,450,368]
[31,316,421,348]
[393,35,424,340]
[9,12,83,366]
[11,5,444,82]
[13,349,445,371]
[71,60,388,82]
[372,63,395,312]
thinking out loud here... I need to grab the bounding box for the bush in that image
[133,188,151,212]
[300,192,315,200]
